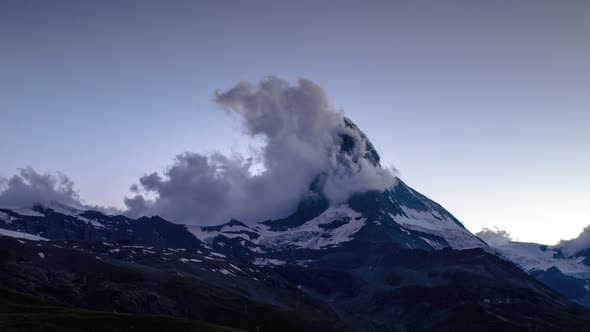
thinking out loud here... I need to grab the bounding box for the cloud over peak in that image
[126,77,396,225]
[0,78,396,225]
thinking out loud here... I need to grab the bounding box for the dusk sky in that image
[1,0,589,244]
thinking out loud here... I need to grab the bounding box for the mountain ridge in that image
[481,234,590,307]
[1,117,590,330]
[3,195,590,330]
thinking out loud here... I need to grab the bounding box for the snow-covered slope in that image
[481,233,590,307]
[190,179,488,267]
[490,240,590,279]
[0,228,48,241]
[193,204,367,251]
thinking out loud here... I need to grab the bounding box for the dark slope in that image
[0,235,344,332]
[3,205,590,331]
[0,287,240,332]
[270,246,590,331]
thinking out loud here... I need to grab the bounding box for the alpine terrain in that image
[480,229,590,308]
[1,118,590,331]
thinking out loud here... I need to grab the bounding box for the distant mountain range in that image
[1,118,590,331]
[480,232,590,308]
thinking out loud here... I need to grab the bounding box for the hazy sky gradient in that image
[1,0,589,244]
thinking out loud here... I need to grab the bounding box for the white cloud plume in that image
[126,77,396,225]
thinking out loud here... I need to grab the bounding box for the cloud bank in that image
[125,77,396,225]
[0,167,83,208]
[0,167,120,214]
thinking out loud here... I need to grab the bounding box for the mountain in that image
[0,201,201,249]
[189,183,590,330]
[186,118,590,330]
[3,201,590,331]
[2,118,590,330]
[191,118,487,264]
[481,234,590,307]
[191,179,488,265]
[0,205,344,331]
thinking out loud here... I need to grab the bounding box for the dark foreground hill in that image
[0,287,239,332]
[2,229,590,331]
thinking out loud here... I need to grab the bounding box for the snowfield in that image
[0,229,48,241]
[490,241,590,280]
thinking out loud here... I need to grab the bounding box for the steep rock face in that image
[341,117,381,168]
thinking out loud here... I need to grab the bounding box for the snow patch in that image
[0,229,48,241]
[491,241,590,279]
[14,208,44,217]
[258,205,367,250]
[84,219,106,228]
[390,207,486,250]
[0,211,12,223]
[190,224,255,242]
[254,258,286,266]
[419,236,445,250]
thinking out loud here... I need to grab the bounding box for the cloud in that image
[0,167,83,208]
[558,226,590,256]
[476,227,513,246]
[0,167,120,214]
[126,77,396,225]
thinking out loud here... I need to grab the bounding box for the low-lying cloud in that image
[125,77,396,225]
[0,167,119,214]
[0,167,83,208]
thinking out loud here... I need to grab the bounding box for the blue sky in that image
[1,0,589,244]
